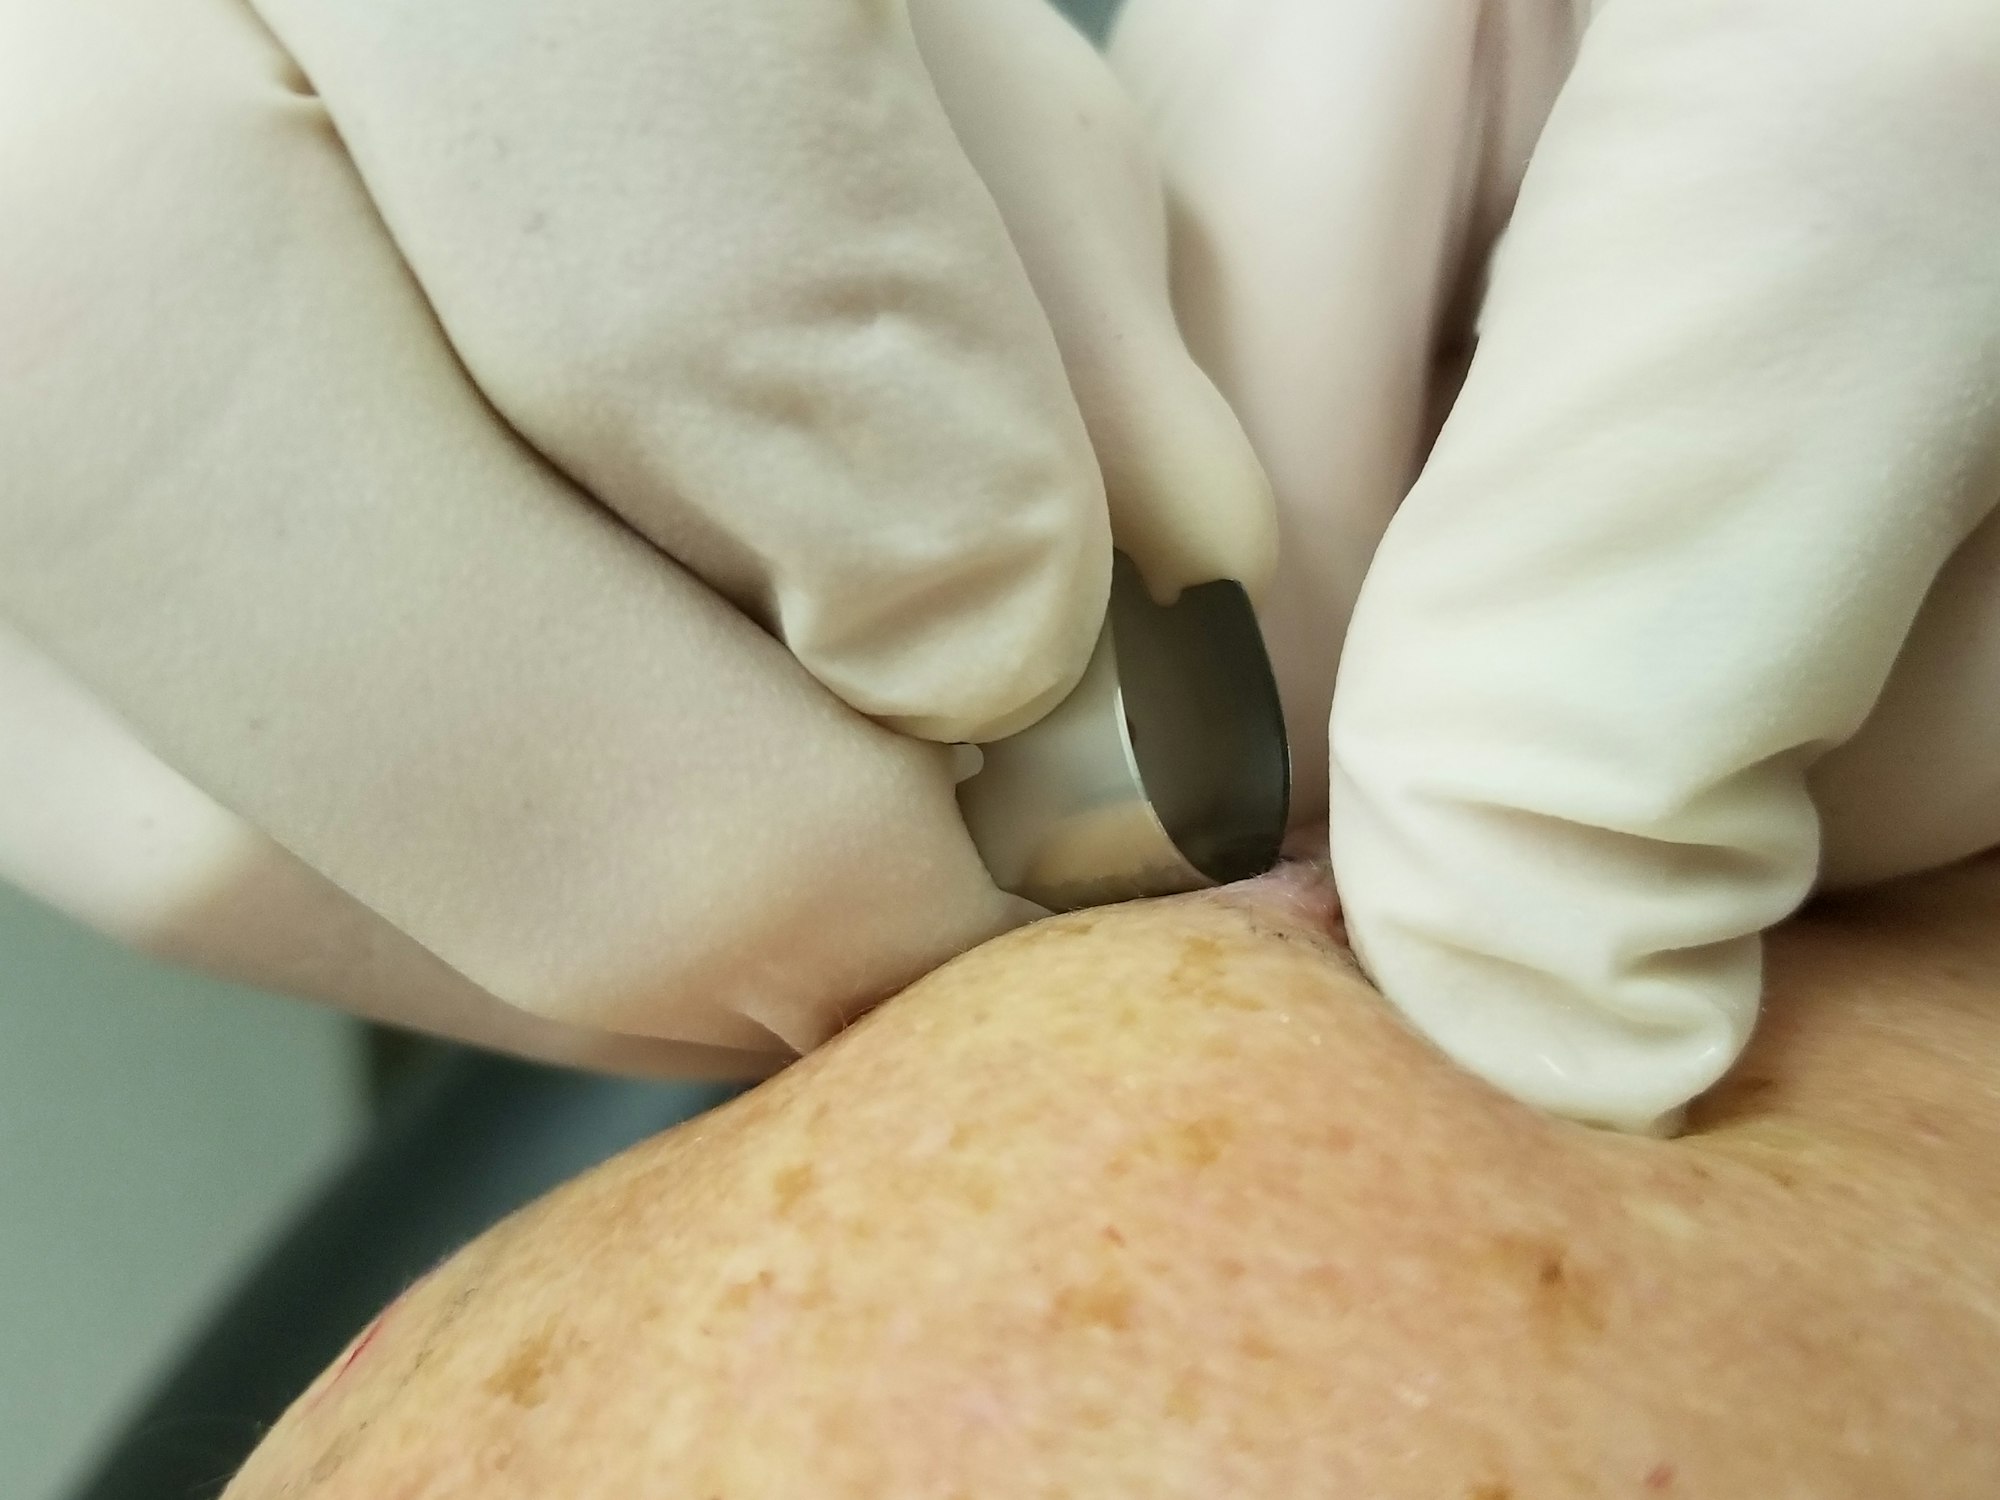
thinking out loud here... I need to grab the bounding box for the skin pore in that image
[229,858,2000,1499]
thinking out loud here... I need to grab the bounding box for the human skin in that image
[228,859,2000,1498]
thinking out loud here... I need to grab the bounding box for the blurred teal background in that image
[1069,0,1120,39]
[0,884,359,1500]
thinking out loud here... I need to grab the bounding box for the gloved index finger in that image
[251,0,1112,745]
[1328,0,2000,1130]
[910,0,1277,611]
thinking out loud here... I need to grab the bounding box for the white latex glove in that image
[1114,0,2000,1129]
[0,0,1272,1069]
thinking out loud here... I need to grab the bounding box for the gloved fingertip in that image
[1098,353,1279,606]
[878,656,1090,746]
[802,513,1111,748]
[1629,1105,1688,1140]
[1346,911,1760,1135]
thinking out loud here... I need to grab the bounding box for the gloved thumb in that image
[1330,0,2000,1130]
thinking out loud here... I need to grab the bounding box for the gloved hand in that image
[1112,0,2000,1129]
[0,0,1272,1069]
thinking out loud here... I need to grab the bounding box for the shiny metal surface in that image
[957,554,1290,911]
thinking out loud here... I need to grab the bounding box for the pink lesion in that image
[330,1310,391,1385]
[303,1282,415,1409]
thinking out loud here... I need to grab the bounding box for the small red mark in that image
[309,1292,404,1406]
[1644,1461,1677,1490]
[334,1315,386,1380]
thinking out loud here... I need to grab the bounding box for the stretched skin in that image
[229,861,2000,1498]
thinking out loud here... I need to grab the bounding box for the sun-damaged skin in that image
[228,860,2000,1498]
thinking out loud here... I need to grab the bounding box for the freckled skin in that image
[229,862,2000,1499]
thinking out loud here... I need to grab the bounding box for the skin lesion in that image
[229,860,2000,1500]
[1484,1232,1610,1346]
[483,1319,568,1409]
[767,1161,817,1215]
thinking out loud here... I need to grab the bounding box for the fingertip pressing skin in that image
[1326,0,2000,1128]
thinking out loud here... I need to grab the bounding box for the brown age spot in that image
[1491,1235,1606,1345]
[717,1269,777,1313]
[485,1320,564,1408]
[1205,985,1270,1013]
[1301,1262,1344,1297]
[1172,933,1267,1012]
[1239,1331,1279,1361]
[1049,1271,1136,1333]
[1752,1159,1800,1191]
[1468,1482,1514,1500]
[1102,1224,1126,1248]
[1159,1115,1238,1170]
[950,1166,998,1213]
[1175,933,1227,978]
[1163,1371,1203,1423]
[1017,911,1104,948]
[770,1162,816,1215]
